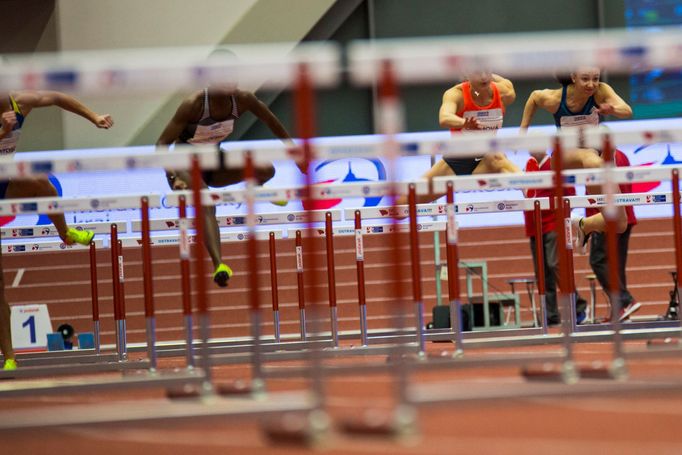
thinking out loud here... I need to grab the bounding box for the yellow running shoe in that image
[65,227,95,246]
[2,358,17,371]
[213,263,233,288]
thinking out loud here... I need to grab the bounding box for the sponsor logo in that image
[287,214,295,222]
[91,199,100,209]
[497,202,506,211]
[21,203,38,212]
[303,159,387,211]
[646,194,666,203]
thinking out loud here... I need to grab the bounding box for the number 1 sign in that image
[10,304,53,352]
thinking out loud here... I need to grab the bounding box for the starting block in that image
[77,332,95,350]
[46,333,66,351]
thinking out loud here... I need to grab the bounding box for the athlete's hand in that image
[94,114,114,129]
[596,103,615,116]
[172,177,189,190]
[1,111,17,134]
[462,116,480,130]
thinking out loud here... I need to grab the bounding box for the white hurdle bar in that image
[348,27,682,84]
[0,145,219,180]
[0,42,341,94]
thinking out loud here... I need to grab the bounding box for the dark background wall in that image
[0,0,65,149]
[244,0,629,140]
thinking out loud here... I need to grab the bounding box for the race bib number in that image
[188,119,234,144]
[463,108,503,130]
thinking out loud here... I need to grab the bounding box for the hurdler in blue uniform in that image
[0,90,113,371]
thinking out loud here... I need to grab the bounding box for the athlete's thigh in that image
[422,159,456,179]
[561,148,602,170]
[4,177,51,198]
[474,152,519,174]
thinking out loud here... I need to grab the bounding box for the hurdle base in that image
[215,379,255,396]
[261,410,329,447]
[165,383,204,399]
[521,362,579,384]
[647,337,679,348]
[385,351,427,364]
[338,405,417,439]
[578,360,626,380]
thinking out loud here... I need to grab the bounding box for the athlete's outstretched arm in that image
[157,100,196,189]
[240,92,290,140]
[596,83,632,118]
[17,91,113,128]
[520,89,558,131]
[239,91,306,174]
[439,87,477,129]
[156,100,194,146]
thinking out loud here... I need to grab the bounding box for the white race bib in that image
[0,130,20,156]
[188,119,234,144]
[560,107,600,129]
[463,108,503,130]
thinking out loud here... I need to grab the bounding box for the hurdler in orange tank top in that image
[450,81,505,133]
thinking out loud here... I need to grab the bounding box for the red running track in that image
[2,218,676,347]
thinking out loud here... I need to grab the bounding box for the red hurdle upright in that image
[324,212,339,348]
[140,196,157,371]
[295,61,326,407]
[109,224,126,361]
[671,168,682,337]
[295,230,307,341]
[354,210,368,346]
[117,239,127,360]
[533,200,548,334]
[562,198,578,333]
[89,242,101,353]
[601,133,627,378]
[190,153,211,390]
[445,181,464,353]
[269,232,281,343]
[178,195,194,368]
[551,136,577,382]
[407,183,425,355]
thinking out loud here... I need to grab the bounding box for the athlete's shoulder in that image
[10,90,39,106]
[532,88,561,108]
[443,84,465,99]
[174,91,203,120]
[595,81,617,98]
